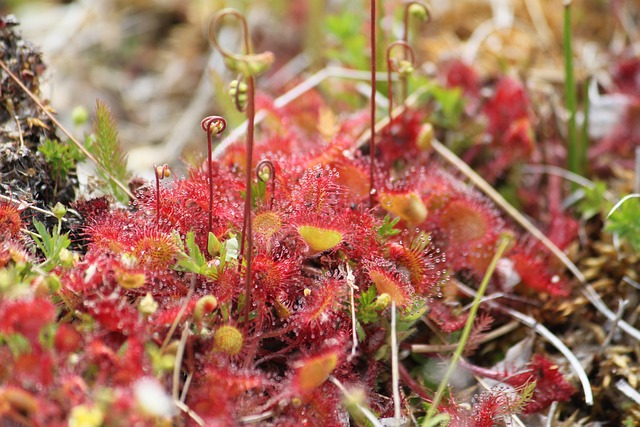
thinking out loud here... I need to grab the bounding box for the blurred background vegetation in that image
[1,0,619,175]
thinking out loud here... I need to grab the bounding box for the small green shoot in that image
[29,220,72,272]
[605,195,640,251]
[325,12,368,70]
[377,215,401,241]
[577,181,609,220]
[38,139,84,192]
[175,231,220,280]
[428,83,465,129]
[87,100,132,204]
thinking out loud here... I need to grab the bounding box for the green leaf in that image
[377,215,401,241]
[578,181,608,220]
[88,100,131,203]
[38,139,84,184]
[31,220,71,271]
[208,232,222,256]
[605,195,640,251]
[428,84,465,128]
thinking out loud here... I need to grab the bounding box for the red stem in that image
[240,76,256,329]
[200,116,227,235]
[369,0,377,208]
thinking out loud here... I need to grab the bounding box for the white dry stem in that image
[160,277,195,353]
[173,320,190,400]
[411,321,519,353]
[329,376,384,427]
[180,371,193,403]
[240,411,275,424]
[615,379,640,405]
[391,302,401,423]
[522,164,616,201]
[174,399,205,427]
[545,401,559,427]
[0,193,70,223]
[432,139,640,343]
[456,281,594,406]
[606,193,640,219]
[599,299,628,355]
[523,0,554,47]
[346,264,359,358]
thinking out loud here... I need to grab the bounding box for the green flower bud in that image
[52,202,67,220]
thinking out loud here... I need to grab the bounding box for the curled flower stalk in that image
[401,1,430,103]
[209,9,274,327]
[201,116,227,234]
[385,41,416,127]
[153,163,170,229]
[256,159,276,210]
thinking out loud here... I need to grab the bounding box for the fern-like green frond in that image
[89,100,131,203]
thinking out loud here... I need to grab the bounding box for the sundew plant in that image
[6,1,640,425]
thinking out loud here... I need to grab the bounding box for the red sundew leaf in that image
[387,238,440,296]
[14,350,54,388]
[505,354,576,414]
[151,298,197,326]
[427,299,468,333]
[510,250,570,297]
[442,59,480,98]
[291,164,346,218]
[294,275,346,333]
[0,297,56,344]
[251,253,300,304]
[379,190,428,226]
[378,109,427,163]
[430,195,505,276]
[72,196,111,225]
[612,56,640,97]
[0,201,23,239]
[483,77,531,138]
[471,385,519,427]
[54,324,82,353]
[292,349,339,394]
[279,387,345,426]
[113,336,146,384]
[84,297,142,334]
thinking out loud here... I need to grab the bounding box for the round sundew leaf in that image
[296,351,338,393]
[378,192,427,225]
[297,225,343,252]
[369,269,409,307]
[253,211,282,239]
[440,199,489,242]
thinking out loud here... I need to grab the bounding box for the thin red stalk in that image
[398,363,433,403]
[241,76,256,328]
[207,129,213,233]
[369,0,377,208]
[201,116,227,235]
[153,163,169,229]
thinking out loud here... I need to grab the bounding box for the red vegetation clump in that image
[0,12,588,426]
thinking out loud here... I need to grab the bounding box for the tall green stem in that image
[423,234,513,425]
[563,0,580,178]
